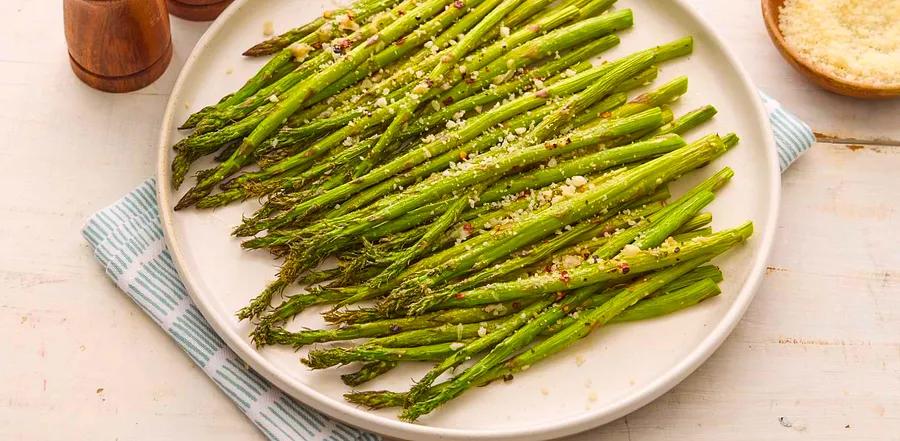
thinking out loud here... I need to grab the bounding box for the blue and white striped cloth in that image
[82,94,812,441]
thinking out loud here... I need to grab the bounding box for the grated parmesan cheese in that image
[778,0,899,87]
[262,20,274,36]
[288,43,313,62]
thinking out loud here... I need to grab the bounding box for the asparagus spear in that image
[243,0,394,56]
[590,190,715,259]
[201,0,496,137]
[428,221,752,310]
[324,264,719,347]
[341,361,398,386]
[175,0,456,208]
[355,3,590,176]
[393,133,726,314]
[367,185,481,288]
[305,340,477,368]
[257,299,533,347]
[304,299,551,369]
[182,0,399,128]
[233,37,677,234]
[199,51,608,210]
[400,256,712,420]
[343,278,722,409]
[260,60,658,266]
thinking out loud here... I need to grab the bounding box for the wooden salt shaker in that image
[167,0,234,21]
[64,0,173,93]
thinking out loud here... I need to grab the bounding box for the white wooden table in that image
[1,1,897,440]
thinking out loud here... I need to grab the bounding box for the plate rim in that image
[156,1,782,439]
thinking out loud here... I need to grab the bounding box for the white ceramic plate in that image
[157,0,780,439]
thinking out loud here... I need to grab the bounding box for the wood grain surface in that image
[63,0,172,92]
[0,1,897,440]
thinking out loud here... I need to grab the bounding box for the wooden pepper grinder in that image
[167,0,234,21]
[64,0,173,93]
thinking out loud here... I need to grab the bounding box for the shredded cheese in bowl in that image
[778,0,900,88]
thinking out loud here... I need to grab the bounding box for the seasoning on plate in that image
[778,0,899,88]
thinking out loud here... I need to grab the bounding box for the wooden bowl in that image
[761,0,900,99]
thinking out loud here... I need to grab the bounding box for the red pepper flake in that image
[462,222,474,233]
[442,96,455,105]
[511,301,521,309]
[601,111,612,118]
[559,270,570,283]
[464,76,475,84]
[674,247,681,253]
[454,292,466,299]
[543,264,553,273]
[394,37,406,46]
[397,9,405,15]
[618,263,631,274]
[453,0,465,8]
[528,24,541,32]
[535,89,549,98]
[544,142,558,150]
[554,291,566,301]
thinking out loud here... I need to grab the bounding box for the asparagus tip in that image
[242,42,280,57]
[303,348,348,369]
[344,390,406,410]
[174,187,210,210]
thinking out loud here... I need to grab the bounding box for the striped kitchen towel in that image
[81,94,812,441]
[82,181,380,441]
[760,92,816,171]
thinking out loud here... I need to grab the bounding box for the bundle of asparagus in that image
[171,0,754,422]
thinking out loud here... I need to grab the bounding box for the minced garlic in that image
[779,0,899,87]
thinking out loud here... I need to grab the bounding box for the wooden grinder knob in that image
[63,0,173,93]
[167,0,234,21]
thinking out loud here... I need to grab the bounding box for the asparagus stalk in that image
[258,299,533,347]
[590,190,715,259]
[367,185,479,288]
[234,36,675,234]
[355,2,588,176]
[305,340,476,368]
[394,133,724,314]
[175,0,456,208]
[344,278,722,409]
[182,0,400,128]
[243,0,396,56]
[341,361,398,386]
[430,221,752,311]
[326,264,719,347]
[202,51,607,210]
[400,256,711,420]
[304,299,551,369]
[233,0,499,138]
[478,133,686,204]
[263,58,658,268]
[405,261,616,402]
